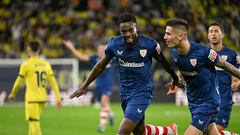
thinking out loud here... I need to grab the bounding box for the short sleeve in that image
[153,40,161,57]
[89,55,98,68]
[19,63,27,77]
[47,63,54,76]
[105,41,115,59]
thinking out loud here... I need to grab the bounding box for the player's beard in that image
[124,34,138,46]
[211,40,221,46]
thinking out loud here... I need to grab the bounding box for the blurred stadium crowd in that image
[0,0,239,59]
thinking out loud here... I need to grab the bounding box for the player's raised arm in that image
[70,56,111,99]
[63,40,90,62]
[215,57,240,79]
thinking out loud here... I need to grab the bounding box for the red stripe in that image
[102,109,109,113]
[155,126,159,135]
[163,127,168,135]
[219,131,224,135]
[145,125,151,135]
[100,117,108,119]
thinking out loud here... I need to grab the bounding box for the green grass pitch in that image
[0,103,239,135]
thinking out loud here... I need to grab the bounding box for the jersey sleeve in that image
[9,63,26,97]
[46,64,61,101]
[234,52,240,68]
[19,62,27,77]
[152,40,162,57]
[89,55,98,68]
[105,40,115,59]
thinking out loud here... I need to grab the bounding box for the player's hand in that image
[231,81,240,91]
[62,40,74,50]
[69,87,87,99]
[173,78,186,89]
[56,100,62,109]
[8,95,15,102]
[165,78,186,95]
[165,83,178,95]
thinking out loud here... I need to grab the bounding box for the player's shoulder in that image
[191,41,211,52]
[139,35,159,50]
[222,46,238,55]
[139,35,157,44]
[21,59,30,67]
[41,58,51,67]
[107,35,123,47]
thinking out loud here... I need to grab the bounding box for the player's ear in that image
[178,32,186,40]
[221,32,224,39]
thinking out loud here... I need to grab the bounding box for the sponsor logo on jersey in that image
[190,59,197,67]
[208,49,217,62]
[119,58,144,67]
[156,43,161,54]
[139,49,147,58]
[180,70,198,76]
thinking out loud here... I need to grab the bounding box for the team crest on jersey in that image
[237,55,240,64]
[155,43,161,54]
[140,49,147,57]
[208,49,217,62]
[190,59,197,67]
[221,55,228,61]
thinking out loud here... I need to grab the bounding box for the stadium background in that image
[0,0,239,103]
[0,0,240,135]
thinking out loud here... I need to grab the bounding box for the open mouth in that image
[126,37,133,43]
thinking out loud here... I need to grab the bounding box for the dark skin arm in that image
[70,56,111,99]
[215,57,240,79]
[154,52,186,89]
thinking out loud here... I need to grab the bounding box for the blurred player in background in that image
[164,18,240,135]
[63,40,115,133]
[8,41,62,135]
[0,91,7,106]
[69,13,185,135]
[208,22,240,135]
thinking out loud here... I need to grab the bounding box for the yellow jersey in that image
[9,56,61,102]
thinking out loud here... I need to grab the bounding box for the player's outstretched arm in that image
[215,57,240,79]
[70,56,111,99]
[63,40,90,62]
[154,52,186,89]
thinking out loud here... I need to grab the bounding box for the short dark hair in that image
[166,18,188,31]
[118,13,137,24]
[29,41,40,52]
[208,22,224,32]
